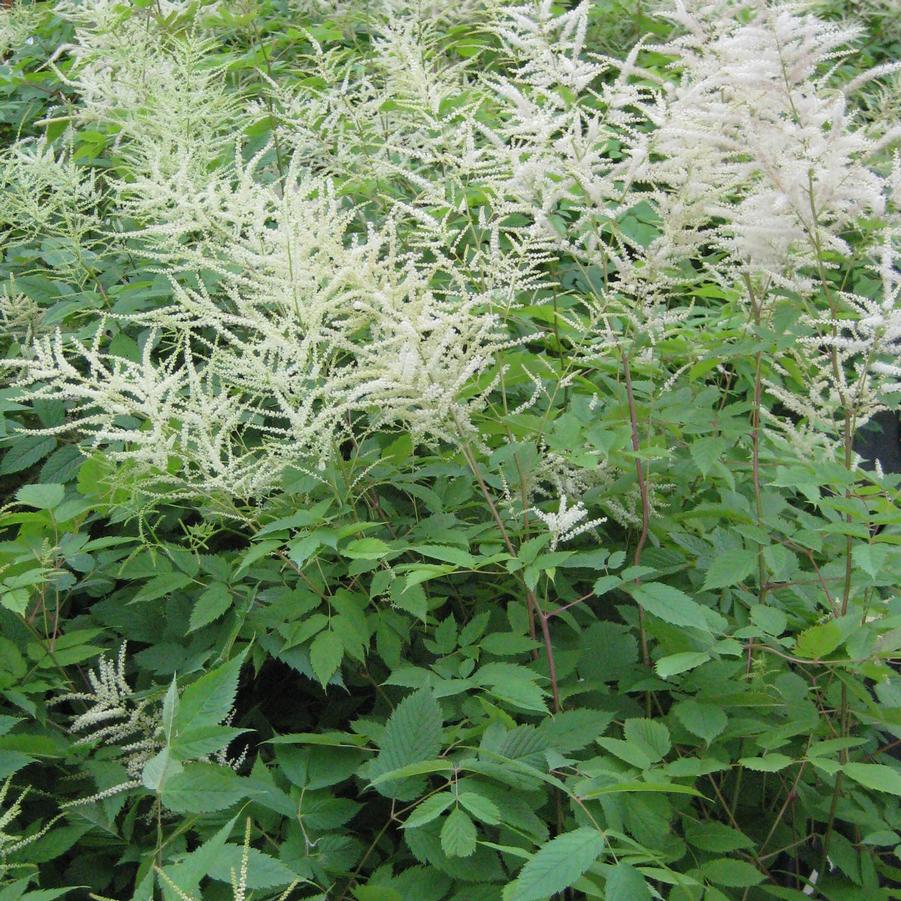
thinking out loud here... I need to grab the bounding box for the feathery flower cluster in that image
[628,0,890,283]
[0,777,58,875]
[0,288,45,346]
[767,233,901,436]
[51,643,163,780]
[532,495,607,550]
[616,0,900,456]
[0,3,42,58]
[12,137,530,497]
[2,0,897,502]
[292,0,508,27]
[51,645,245,806]
[51,3,247,236]
[0,142,102,270]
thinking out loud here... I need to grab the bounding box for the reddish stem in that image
[623,352,651,669]
[539,612,561,713]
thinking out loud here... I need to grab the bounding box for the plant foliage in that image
[0,0,900,898]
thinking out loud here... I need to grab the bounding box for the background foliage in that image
[0,0,900,899]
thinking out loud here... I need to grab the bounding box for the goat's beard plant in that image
[0,0,900,898]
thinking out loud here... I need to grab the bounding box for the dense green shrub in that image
[0,0,899,898]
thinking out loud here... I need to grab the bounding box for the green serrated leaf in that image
[160,763,249,813]
[630,583,712,632]
[403,792,455,829]
[188,582,232,632]
[702,548,756,590]
[673,700,727,745]
[1,436,56,475]
[15,483,64,510]
[507,828,605,901]
[174,653,245,735]
[440,807,477,858]
[310,630,344,687]
[606,862,651,901]
[844,762,901,795]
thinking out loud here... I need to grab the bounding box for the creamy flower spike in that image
[532,495,608,550]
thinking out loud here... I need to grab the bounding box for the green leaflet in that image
[174,653,245,736]
[440,808,477,858]
[843,763,901,795]
[364,689,444,799]
[160,764,250,814]
[605,863,652,901]
[629,583,714,633]
[506,828,605,900]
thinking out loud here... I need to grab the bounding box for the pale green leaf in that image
[685,821,754,852]
[844,762,901,795]
[739,754,793,772]
[655,652,709,679]
[0,589,29,616]
[750,604,787,636]
[368,758,452,787]
[794,621,845,659]
[690,437,726,476]
[141,747,182,792]
[343,538,392,560]
[580,781,704,799]
[403,792,455,830]
[390,580,428,621]
[15,483,64,510]
[853,543,888,579]
[459,791,500,825]
[623,719,671,763]
[701,859,764,887]
[409,545,477,567]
